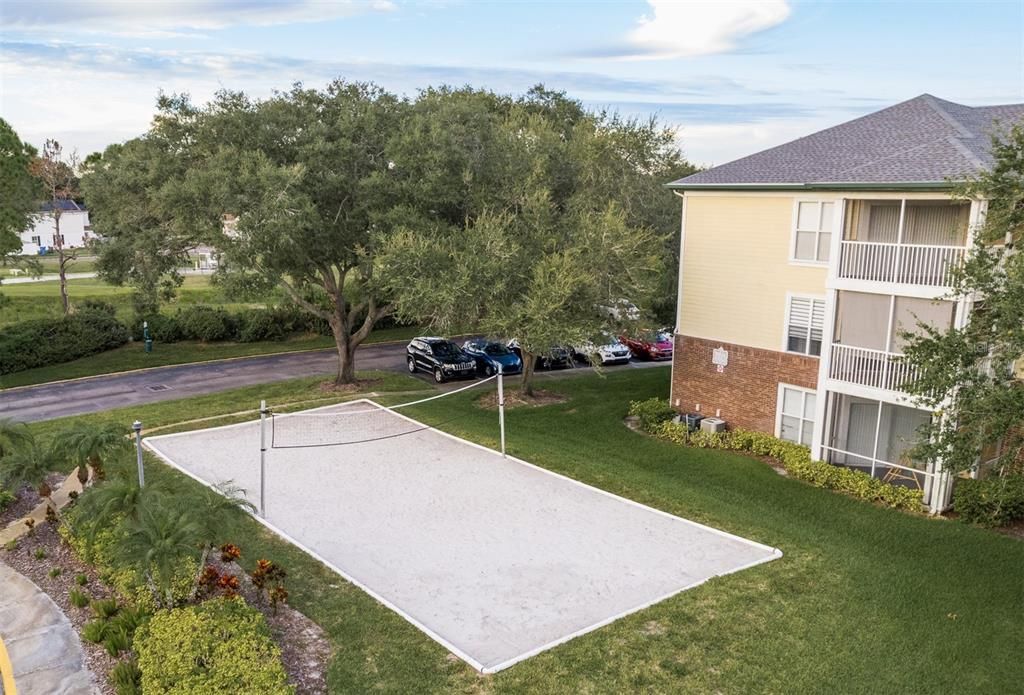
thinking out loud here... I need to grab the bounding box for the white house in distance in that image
[19,200,94,255]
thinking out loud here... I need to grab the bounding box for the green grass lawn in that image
[30,368,1023,694]
[0,254,99,277]
[0,274,271,327]
[0,324,423,390]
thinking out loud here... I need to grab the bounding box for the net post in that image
[259,400,268,518]
[497,366,506,457]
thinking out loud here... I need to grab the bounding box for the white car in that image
[573,334,632,365]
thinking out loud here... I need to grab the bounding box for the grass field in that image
[0,274,273,327]
[30,369,1024,694]
[0,254,99,278]
[0,324,422,390]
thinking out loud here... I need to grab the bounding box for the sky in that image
[1,0,1022,167]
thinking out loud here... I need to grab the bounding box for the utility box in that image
[683,413,704,432]
[700,417,726,433]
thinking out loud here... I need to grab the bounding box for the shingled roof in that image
[668,94,1024,190]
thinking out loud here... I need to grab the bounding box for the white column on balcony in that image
[812,199,846,461]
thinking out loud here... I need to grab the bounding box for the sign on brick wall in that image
[712,347,729,373]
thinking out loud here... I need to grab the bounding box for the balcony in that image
[837,241,966,287]
[828,343,922,393]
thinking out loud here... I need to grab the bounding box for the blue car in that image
[462,339,523,376]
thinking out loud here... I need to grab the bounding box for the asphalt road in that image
[0,342,670,423]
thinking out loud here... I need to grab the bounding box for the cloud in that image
[588,0,791,60]
[0,40,777,100]
[0,0,395,36]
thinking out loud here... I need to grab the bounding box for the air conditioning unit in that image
[700,417,726,433]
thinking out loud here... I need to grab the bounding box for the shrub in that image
[0,309,130,374]
[238,309,287,343]
[134,314,183,343]
[69,588,91,608]
[91,597,119,620]
[135,597,293,695]
[954,475,1024,527]
[627,398,677,430]
[75,573,89,586]
[49,567,62,578]
[0,487,15,512]
[630,399,925,514]
[175,305,238,342]
[34,547,46,560]
[110,658,142,695]
[82,619,108,643]
[104,625,131,657]
[78,299,117,316]
[60,511,196,611]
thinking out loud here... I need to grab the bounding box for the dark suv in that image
[406,337,477,383]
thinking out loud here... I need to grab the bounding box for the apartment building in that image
[667,94,1024,513]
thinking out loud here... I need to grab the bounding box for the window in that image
[786,295,825,356]
[30,235,41,245]
[52,234,64,245]
[778,385,816,446]
[792,201,834,263]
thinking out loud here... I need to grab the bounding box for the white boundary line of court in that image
[143,396,783,674]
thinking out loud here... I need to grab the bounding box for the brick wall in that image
[670,335,820,434]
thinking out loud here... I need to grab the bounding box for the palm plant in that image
[121,502,202,609]
[0,417,31,459]
[187,482,256,600]
[51,422,131,483]
[0,435,60,508]
[72,472,159,547]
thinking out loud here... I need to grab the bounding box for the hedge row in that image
[135,597,292,695]
[134,304,329,344]
[0,308,130,375]
[628,398,924,512]
[953,475,1024,527]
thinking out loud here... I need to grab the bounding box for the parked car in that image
[462,339,523,376]
[572,334,632,365]
[406,337,478,383]
[620,330,673,360]
[507,340,574,370]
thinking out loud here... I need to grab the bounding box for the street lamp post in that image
[132,420,145,487]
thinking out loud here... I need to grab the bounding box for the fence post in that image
[497,367,506,457]
[132,420,145,488]
[259,400,268,518]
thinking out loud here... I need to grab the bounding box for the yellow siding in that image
[679,194,828,352]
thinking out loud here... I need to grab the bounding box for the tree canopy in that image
[903,123,1024,476]
[0,119,41,291]
[82,82,694,385]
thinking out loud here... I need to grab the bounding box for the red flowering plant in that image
[219,543,241,563]
[250,559,288,614]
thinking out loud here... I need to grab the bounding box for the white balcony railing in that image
[837,241,966,287]
[828,343,923,393]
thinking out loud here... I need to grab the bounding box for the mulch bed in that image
[477,388,568,410]
[0,473,65,529]
[2,506,330,693]
[2,520,120,695]
[317,377,382,395]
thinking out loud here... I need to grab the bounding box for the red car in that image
[620,330,674,360]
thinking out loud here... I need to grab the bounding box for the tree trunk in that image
[189,545,212,602]
[521,351,537,397]
[329,320,358,385]
[55,215,71,315]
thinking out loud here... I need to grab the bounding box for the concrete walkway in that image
[0,562,96,694]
